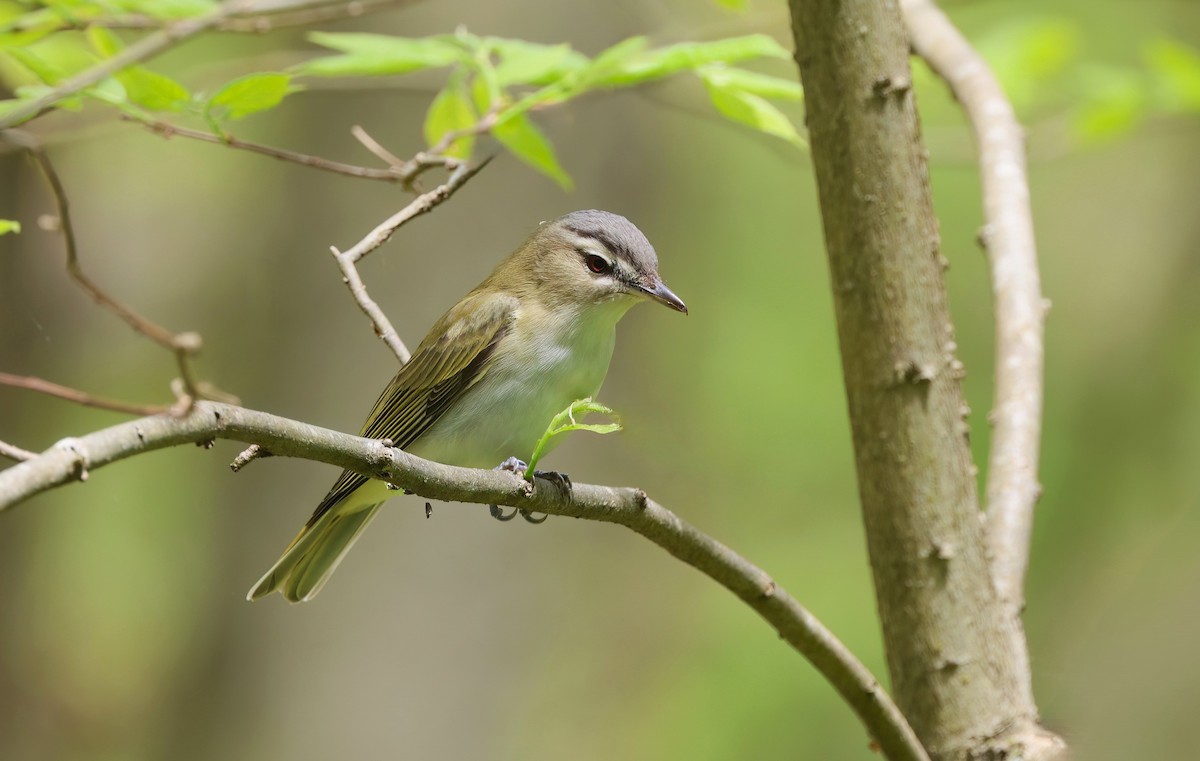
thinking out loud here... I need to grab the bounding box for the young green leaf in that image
[0,219,21,235]
[86,26,123,58]
[205,73,296,121]
[86,26,190,112]
[715,0,748,9]
[1072,64,1147,143]
[298,32,463,77]
[490,38,588,87]
[524,398,622,478]
[120,68,190,112]
[698,65,802,101]
[1145,38,1200,112]
[590,34,790,88]
[4,46,68,84]
[574,36,649,88]
[124,0,220,19]
[492,111,573,189]
[424,78,477,158]
[704,76,805,148]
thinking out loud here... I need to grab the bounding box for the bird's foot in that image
[488,458,562,524]
[490,457,528,522]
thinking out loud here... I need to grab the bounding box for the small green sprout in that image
[524,397,622,479]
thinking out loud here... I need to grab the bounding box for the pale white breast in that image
[407,300,630,469]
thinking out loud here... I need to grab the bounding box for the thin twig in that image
[900,0,1045,615]
[132,117,408,182]
[0,401,930,761]
[331,244,412,362]
[0,439,37,463]
[351,124,408,170]
[0,0,249,130]
[337,157,490,266]
[0,372,168,416]
[331,156,492,364]
[5,129,216,411]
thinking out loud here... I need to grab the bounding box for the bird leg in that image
[488,457,567,524]
[489,457,527,521]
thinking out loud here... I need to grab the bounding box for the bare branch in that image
[133,118,409,183]
[331,156,492,363]
[351,124,409,170]
[4,130,222,410]
[0,439,37,463]
[230,444,273,471]
[0,401,929,761]
[0,372,168,417]
[900,0,1045,615]
[331,244,412,363]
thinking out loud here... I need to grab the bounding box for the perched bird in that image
[249,210,687,603]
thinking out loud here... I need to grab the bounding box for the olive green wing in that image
[307,291,517,525]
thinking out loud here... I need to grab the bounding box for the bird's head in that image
[509,209,688,316]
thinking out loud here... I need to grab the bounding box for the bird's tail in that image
[247,500,383,603]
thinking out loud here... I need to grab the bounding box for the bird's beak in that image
[638,279,688,314]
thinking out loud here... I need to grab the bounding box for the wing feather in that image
[306,292,516,526]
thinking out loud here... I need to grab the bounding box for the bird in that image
[248,209,687,603]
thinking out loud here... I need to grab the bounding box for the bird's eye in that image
[584,254,611,274]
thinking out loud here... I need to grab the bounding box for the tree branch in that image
[0,439,36,463]
[899,0,1045,618]
[0,0,246,130]
[0,372,169,417]
[330,156,491,363]
[0,401,928,761]
[4,129,226,411]
[132,118,409,183]
[1,0,422,35]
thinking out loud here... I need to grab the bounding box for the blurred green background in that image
[2,1,1198,759]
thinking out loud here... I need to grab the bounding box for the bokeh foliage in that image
[1,1,1198,760]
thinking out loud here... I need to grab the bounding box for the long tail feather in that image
[247,499,383,603]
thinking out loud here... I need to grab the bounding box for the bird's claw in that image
[489,503,519,521]
[534,470,572,495]
[488,458,562,524]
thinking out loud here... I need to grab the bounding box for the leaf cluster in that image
[0,1,805,188]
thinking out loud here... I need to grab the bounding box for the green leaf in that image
[84,76,128,107]
[86,26,189,112]
[715,0,749,9]
[490,38,588,87]
[86,25,122,58]
[977,18,1079,115]
[205,72,295,121]
[590,34,790,88]
[423,78,477,159]
[1072,64,1146,143]
[704,76,805,148]
[698,65,802,100]
[120,67,189,112]
[120,0,220,19]
[1145,38,1200,112]
[0,219,20,235]
[493,110,572,189]
[4,46,67,83]
[298,32,462,77]
[524,398,622,478]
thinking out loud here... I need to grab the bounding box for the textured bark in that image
[786,1,1061,758]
